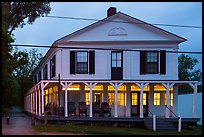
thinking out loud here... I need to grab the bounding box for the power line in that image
[9,44,202,54]
[43,15,202,29]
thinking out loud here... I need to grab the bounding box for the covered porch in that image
[24,79,198,120]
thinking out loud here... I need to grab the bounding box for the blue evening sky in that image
[13,2,202,70]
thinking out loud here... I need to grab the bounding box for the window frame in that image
[145,51,159,74]
[111,51,122,68]
[76,51,88,74]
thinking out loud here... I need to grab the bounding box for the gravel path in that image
[2,107,86,135]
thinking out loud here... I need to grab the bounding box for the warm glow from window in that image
[49,88,53,102]
[45,89,49,105]
[154,93,160,105]
[53,86,58,92]
[85,85,103,91]
[108,93,114,105]
[154,84,173,91]
[131,85,150,91]
[118,93,125,106]
[85,92,90,105]
[132,93,138,105]
[108,92,125,106]
[163,93,173,106]
[62,84,80,91]
[108,85,126,91]
[143,93,147,105]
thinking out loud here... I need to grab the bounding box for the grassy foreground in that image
[33,124,202,135]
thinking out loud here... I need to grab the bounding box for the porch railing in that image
[165,105,181,132]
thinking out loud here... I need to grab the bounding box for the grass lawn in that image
[33,124,202,135]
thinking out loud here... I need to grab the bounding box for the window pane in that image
[77,52,87,62]
[77,62,87,73]
[154,93,160,105]
[112,53,116,60]
[117,60,121,67]
[112,60,116,67]
[117,53,121,60]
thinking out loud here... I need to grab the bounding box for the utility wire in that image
[43,15,202,29]
[9,44,202,54]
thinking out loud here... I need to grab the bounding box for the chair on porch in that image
[101,102,111,117]
[92,102,101,117]
[79,102,88,116]
[68,102,76,116]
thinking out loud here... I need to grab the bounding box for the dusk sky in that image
[13,2,202,70]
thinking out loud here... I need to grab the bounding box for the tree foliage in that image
[178,54,202,94]
[11,47,43,107]
[2,2,51,113]
[2,2,51,35]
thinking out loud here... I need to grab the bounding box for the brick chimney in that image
[107,7,116,17]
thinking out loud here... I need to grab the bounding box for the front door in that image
[131,92,140,116]
[111,51,123,80]
[94,93,101,104]
[131,92,149,117]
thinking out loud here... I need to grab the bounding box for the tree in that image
[11,47,43,108]
[2,2,51,35]
[178,54,202,94]
[2,2,51,112]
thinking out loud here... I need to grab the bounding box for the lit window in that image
[163,93,173,106]
[85,92,90,105]
[44,89,49,105]
[132,93,138,105]
[108,93,114,105]
[154,84,173,91]
[84,85,103,91]
[131,85,150,91]
[154,93,160,105]
[118,93,125,106]
[108,85,126,91]
[108,92,125,106]
[143,93,147,105]
[62,84,80,91]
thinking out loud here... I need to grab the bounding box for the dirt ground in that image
[2,107,86,135]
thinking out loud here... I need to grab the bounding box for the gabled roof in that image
[54,11,187,45]
[32,11,187,75]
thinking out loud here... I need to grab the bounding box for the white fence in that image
[178,92,202,125]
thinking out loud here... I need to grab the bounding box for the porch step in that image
[144,120,177,131]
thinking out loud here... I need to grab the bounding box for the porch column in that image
[41,82,49,115]
[35,87,38,115]
[30,92,32,113]
[110,82,123,118]
[38,85,41,115]
[84,82,98,117]
[61,82,73,117]
[136,83,149,118]
[162,83,175,118]
[189,82,197,118]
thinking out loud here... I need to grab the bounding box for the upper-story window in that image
[43,64,48,80]
[50,55,56,78]
[140,50,166,75]
[70,51,95,74]
[76,51,88,74]
[146,51,158,74]
[111,52,122,67]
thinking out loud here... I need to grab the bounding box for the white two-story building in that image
[24,7,198,119]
